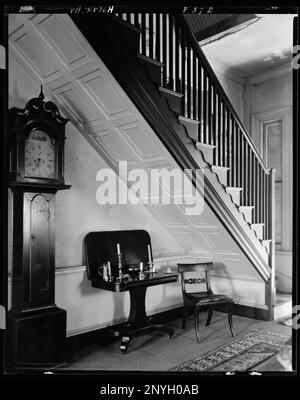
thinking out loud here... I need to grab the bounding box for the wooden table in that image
[91,271,178,353]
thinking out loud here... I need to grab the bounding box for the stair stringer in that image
[131,56,270,266]
[74,17,272,283]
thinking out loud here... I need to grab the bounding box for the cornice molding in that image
[245,62,292,85]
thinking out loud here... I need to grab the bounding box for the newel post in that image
[267,168,276,320]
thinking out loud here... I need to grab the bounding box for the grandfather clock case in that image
[7,89,71,370]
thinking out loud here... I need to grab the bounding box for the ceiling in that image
[199,14,296,78]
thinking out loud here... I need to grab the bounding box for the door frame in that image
[251,106,293,252]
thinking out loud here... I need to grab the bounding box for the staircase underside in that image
[9,13,273,315]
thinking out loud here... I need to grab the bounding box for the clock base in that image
[7,306,67,371]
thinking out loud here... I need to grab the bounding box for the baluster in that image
[149,13,154,59]
[181,33,186,116]
[162,13,167,87]
[175,20,180,92]
[239,130,243,192]
[141,13,146,56]
[235,124,239,186]
[243,137,247,205]
[134,13,139,26]
[260,167,264,233]
[186,46,191,118]
[258,162,261,222]
[222,102,226,166]
[266,172,269,239]
[195,58,199,122]
[262,171,268,239]
[232,118,236,187]
[227,109,230,174]
[255,159,259,223]
[252,154,256,222]
[198,63,203,142]
[217,94,221,166]
[203,72,207,143]
[192,50,197,120]
[155,14,161,62]
[168,15,173,90]
[258,165,261,225]
[230,118,235,186]
[208,78,212,145]
[247,144,251,207]
[212,84,217,149]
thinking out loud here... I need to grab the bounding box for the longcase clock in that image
[7,88,71,369]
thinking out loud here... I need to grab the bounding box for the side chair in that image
[178,262,235,342]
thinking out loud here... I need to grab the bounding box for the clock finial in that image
[39,85,44,100]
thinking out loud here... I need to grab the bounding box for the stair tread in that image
[137,53,164,67]
[113,15,143,33]
[239,206,254,210]
[226,186,242,191]
[211,165,229,171]
[251,223,265,226]
[275,293,292,306]
[178,115,200,125]
[159,86,183,98]
[196,142,216,149]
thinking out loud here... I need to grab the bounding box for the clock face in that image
[24,129,56,179]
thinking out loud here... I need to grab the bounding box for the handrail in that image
[177,15,270,174]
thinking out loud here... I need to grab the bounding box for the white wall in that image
[215,72,245,123]
[201,50,245,123]
[8,55,186,334]
[244,65,293,293]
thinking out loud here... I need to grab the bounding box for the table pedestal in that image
[113,286,174,353]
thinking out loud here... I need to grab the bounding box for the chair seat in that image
[186,292,233,305]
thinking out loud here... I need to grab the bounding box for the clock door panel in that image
[26,193,55,307]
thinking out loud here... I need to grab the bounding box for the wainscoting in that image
[8,260,268,337]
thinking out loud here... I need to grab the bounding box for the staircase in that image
[70,13,278,318]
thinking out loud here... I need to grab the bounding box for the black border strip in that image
[1,3,300,385]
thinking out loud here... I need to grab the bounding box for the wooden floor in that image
[60,311,292,372]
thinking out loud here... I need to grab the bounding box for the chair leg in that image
[182,304,188,329]
[206,308,213,326]
[228,302,235,337]
[194,305,201,342]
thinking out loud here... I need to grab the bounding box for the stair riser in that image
[226,188,241,206]
[251,225,264,240]
[211,167,228,186]
[137,55,163,86]
[178,116,199,142]
[273,300,292,320]
[239,207,253,224]
[159,88,183,115]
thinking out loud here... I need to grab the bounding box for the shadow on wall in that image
[78,269,128,327]
[10,81,29,108]
[211,260,241,300]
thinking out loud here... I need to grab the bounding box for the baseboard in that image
[67,302,269,357]
[232,303,269,321]
[66,306,183,359]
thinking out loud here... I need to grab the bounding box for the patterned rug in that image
[171,329,287,372]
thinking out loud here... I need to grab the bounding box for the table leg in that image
[119,287,174,353]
